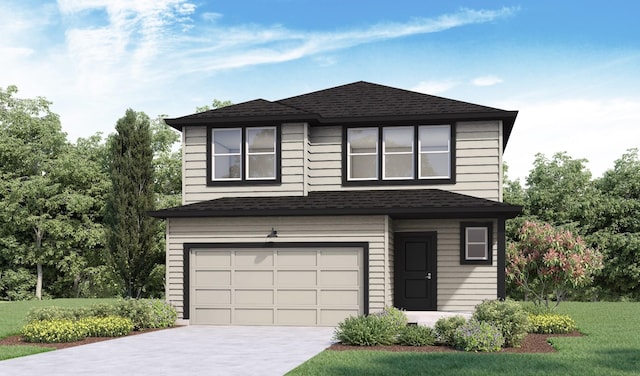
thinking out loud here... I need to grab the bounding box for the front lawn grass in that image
[0,298,116,361]
[288,302,640,376]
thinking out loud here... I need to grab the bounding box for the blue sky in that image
[1,1,639,182]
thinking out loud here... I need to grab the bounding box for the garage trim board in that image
[183,242,369,326]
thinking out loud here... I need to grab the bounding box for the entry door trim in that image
[183,242,369,320]
[394,232,437,311]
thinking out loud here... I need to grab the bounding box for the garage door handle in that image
[425,273,432,280]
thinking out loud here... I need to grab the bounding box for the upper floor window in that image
[209,126,280,185]
[345,124,454,185]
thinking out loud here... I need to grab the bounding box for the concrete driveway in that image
[0,326,335,376]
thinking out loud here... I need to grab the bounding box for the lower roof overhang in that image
[149,189,522,220]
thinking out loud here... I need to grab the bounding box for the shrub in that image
[434,315,467,346]
[397,325,436,346]
[26,306,77,322]
[528,314,577,334]
[473,300,529,347]
[114,299,177,330]
[374,306,408,333]
[80,316,134,337]
[22,319,88,343]
[334,315,398,346]
[453,320,504,352]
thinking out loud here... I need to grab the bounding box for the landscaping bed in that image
[0,326,178,350]
[329,331,582,354]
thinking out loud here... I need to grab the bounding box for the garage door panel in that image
[191,247,363,326]
[278,289,317,305]
[320,309,360,326]
[320,290,359,306]
[194,308,231,324]
[234,270,273,286]
[194,289,231,304]
[236,289,274,305]
[319,270,359,286]
[235,251,273,266]
[277,250,317,266]
[195,270,231,285]
[235,309,274,325]
[194,251,231,267]
[320,250,360,267]
[277,270,317,286]
[277,309,317,325]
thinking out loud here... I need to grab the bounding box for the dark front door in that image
[394,232,437,311]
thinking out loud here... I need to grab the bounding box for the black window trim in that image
[342,123,456,186]
[460,221,493,265]
[206,125,282,186]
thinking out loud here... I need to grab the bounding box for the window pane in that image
[384,154,414,178]
[247,155,275,178]
[349,128,378,154]
[214,155,241,179]
[467,244,488,259]
[420,153,449,177]
[384,127,413,153]
[420,126,449,152]
[350,155,377,179]
[467,228,487,243]
[213,129,241,154]
[247,128,275,153]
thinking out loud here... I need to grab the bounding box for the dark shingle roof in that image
[149,189,522,219]
[164,81,518,146]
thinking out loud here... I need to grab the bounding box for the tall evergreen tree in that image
[106,109,159,298]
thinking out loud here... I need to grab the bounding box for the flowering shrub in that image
[79,316,134,337]
[397,325,436,346]
[453,320,504,352]
[473,300,529,348]
[434,315,467,346]
[528,314,577,334]
[22,319,89,343]
[507,221,603,309]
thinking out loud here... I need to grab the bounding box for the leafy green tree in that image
[105,109,160,298]
[525,152,597,230]
[0,85,70,299]
[507,220,603,309]
[589,149,640,298]
[195,99,233,113]
[150,115,181,209]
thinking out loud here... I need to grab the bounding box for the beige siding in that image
[166,216,387,319]
[182,123,308,204]
[306,121,502,201]
[394,219,498,312]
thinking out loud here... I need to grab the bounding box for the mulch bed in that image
[328,332,583,353]
[0,327,178,350]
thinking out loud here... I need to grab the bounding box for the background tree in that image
[588,149,640,299]
[0,85,69,299]
[105,109,160,298]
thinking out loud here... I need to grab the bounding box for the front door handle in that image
[426,272,432,280]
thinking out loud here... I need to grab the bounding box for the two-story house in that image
[150,81,521,326]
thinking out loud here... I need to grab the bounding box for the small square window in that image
[460,222,493,265]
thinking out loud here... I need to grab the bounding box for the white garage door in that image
[190,247,363,326]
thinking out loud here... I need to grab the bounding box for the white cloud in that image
[412,80,459,94]
[501,97,640,183]
[201,12,222,22]
[471,75,503,86]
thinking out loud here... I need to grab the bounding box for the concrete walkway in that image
[0,326,335,376]
[405,311,472,327]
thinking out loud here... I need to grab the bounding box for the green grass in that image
[288,302,640,376]
[0,298,116,361]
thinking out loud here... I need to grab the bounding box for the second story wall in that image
[182,123,308,205]
[307,121,503,201]
[182,120,503,204]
